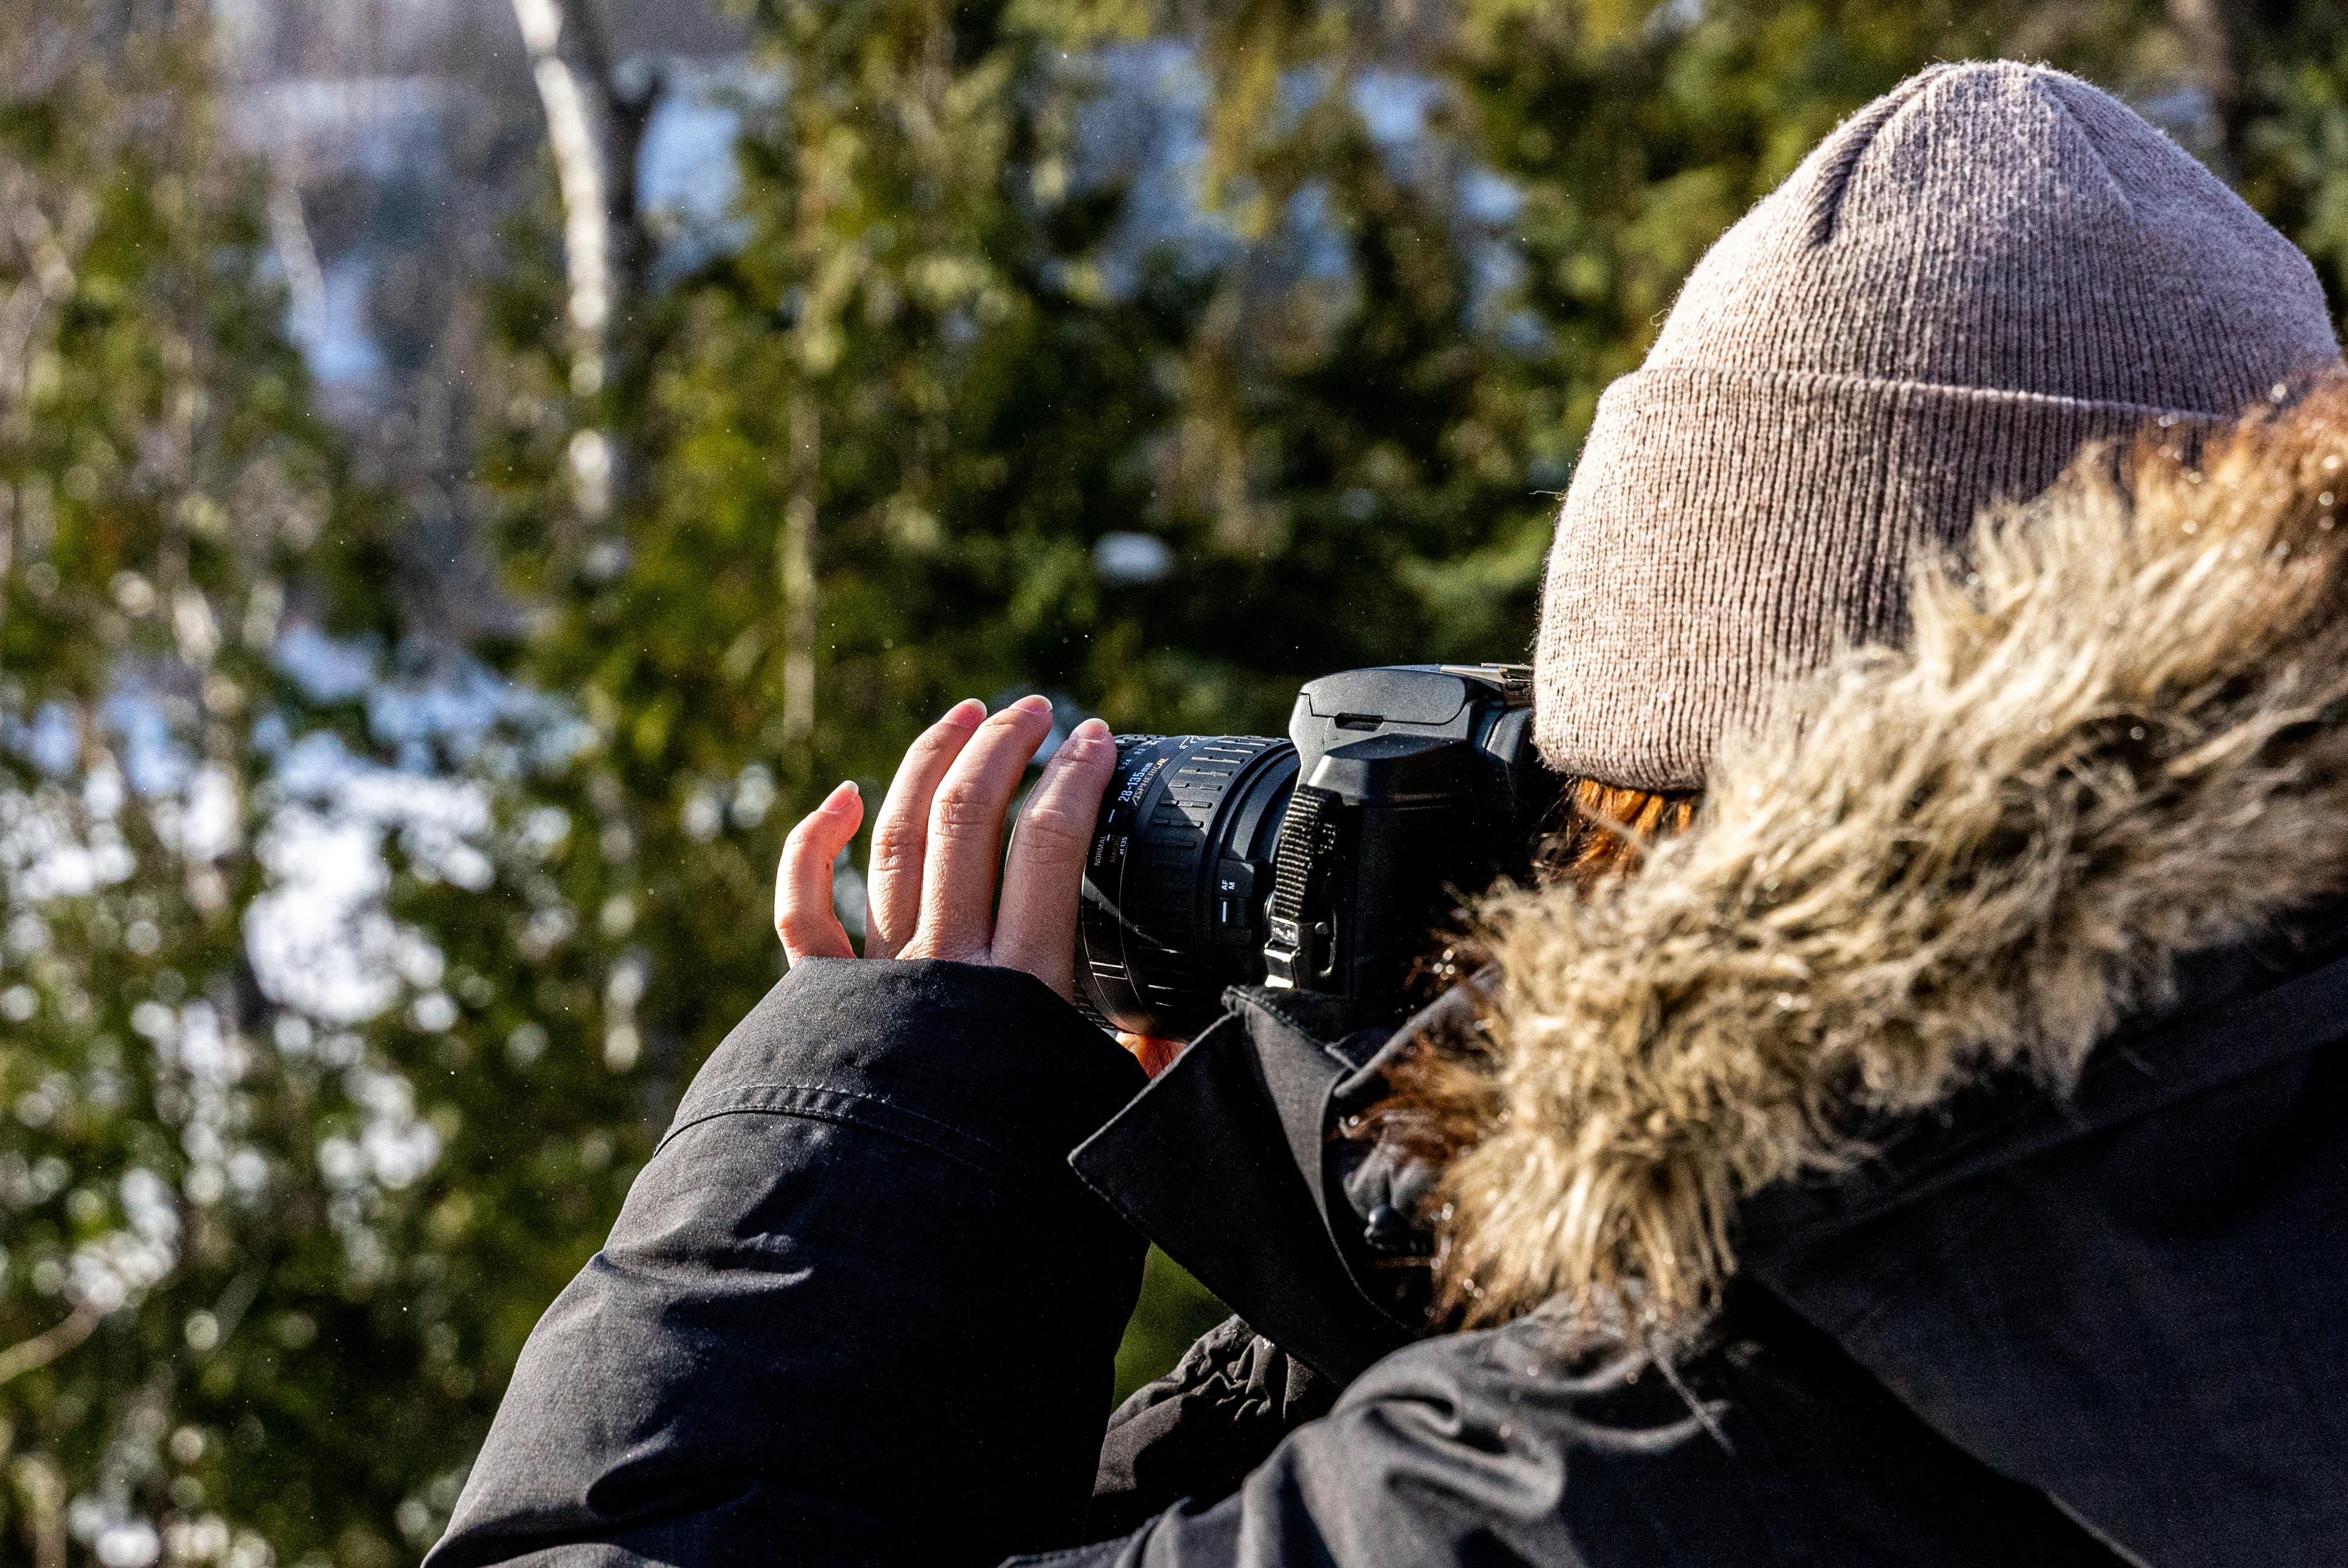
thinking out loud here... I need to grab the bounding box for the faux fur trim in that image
[1411,378,2348,1333]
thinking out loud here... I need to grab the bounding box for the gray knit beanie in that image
[1534,60,2343,790]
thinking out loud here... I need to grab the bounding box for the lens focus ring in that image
[1075,734,1296,1038]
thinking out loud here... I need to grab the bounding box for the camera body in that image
[1075,664,1560,1039]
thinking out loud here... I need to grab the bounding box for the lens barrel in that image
[1075,734,1297,1038]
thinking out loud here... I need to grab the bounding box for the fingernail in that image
[825,779,860,807]
[1068,717,1111,746]
[942,698,985,728]
[1013,693,1054,716]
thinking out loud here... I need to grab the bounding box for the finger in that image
[865,699,986,958]
[915,694,1056,960]
[777,780,863,964]
[994,716,1116,996]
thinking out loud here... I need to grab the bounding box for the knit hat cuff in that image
[1532,362,2224,790]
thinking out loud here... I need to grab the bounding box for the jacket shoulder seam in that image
[658,1081,1035,1186]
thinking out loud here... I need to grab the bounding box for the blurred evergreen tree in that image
[0,9,484,1567]
[2195,1,2348,311]
[15,2,2348,1564]
[468,0,1246,1409]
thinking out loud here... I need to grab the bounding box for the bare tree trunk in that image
[510,0,659,532]
[0,480,13,646]
[266,170,329,354]
[9,1452,68,1568]
[513,0,612,406]
[556,0,662,321]
[782,393,819,742]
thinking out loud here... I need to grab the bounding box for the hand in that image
[775,695,1115,1001]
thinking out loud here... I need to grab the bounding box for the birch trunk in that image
[782,393,819,741]
[512,0,617,526]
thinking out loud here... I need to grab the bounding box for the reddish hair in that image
[1541,778,1701,887]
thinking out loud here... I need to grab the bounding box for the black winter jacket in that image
[423,935,2348,1568]
[428,399,2348,1567]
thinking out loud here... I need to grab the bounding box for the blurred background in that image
[1,0,2342,1563]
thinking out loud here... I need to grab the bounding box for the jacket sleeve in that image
[426,958,1150,1568]
[1089,1316,1336,1539]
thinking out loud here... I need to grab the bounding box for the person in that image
[425,61,2348,1568]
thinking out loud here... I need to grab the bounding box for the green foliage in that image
[2225,7,2348,311]
[0,12,457,1568]
[1112,1247,1228,1407]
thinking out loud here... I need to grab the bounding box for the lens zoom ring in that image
[1078,733,1294,1036]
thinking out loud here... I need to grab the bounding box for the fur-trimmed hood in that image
[1411,378,2348,1334]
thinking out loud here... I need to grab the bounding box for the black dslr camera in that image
[1073,664,1562,1039]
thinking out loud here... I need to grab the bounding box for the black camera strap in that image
[1263,783,1343,988]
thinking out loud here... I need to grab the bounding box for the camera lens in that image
[1075,734,1299,1039]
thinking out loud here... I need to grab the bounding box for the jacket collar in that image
[1068,986,1413,1385]
[1408,378,2348,1331]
